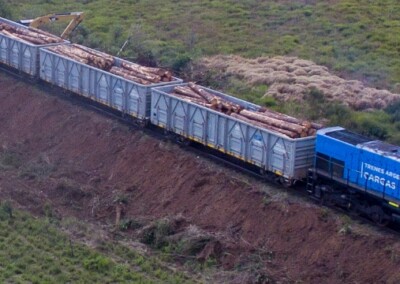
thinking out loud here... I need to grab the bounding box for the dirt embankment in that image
[196,55,400,111]
[0,74,400,283]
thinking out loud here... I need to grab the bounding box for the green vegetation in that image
[0,202,190,283]
[5,0,400,88]
[278,88,400,143]
[3,1,400,140]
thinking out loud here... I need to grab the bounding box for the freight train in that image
[1,17,399,226]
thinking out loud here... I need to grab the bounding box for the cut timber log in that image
[0,28,55,44]
[121,61,172,81]
[260,108,305,125]
[171,92,216,108]
[0,30,31,44]
[48,45,89,64]
[188,82,218,104]
[258,109,312,133]
[240,109,306,135]
[307,128,317,136]
[48,45,114,70]
[111,66,159,83]
[231,113,299,138]
[174,86,205,100]
[259,108,322,132]
[311,122,323,130]
[17,34,47,45]
[217,100,242,114]
[110,66,151,85]
[186,83,242,113]
[73,44,115,63]
[173,84,243,115]
[0,22,62,44]
[115,66,161,83]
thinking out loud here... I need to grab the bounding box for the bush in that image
[171,54,192,74]
[83,255,112,272]
[385,100,400,122]
[119,218,143,231]
[348,111,390,140]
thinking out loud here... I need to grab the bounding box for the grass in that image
[2,1,400,142]
[0,202,192,283]
[2,0,400,89]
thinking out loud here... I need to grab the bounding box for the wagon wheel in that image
[369,206,390,227]
[176,136,191,147]
[138,119,148,128]
[279,177,293,188]
[259,170,277,183]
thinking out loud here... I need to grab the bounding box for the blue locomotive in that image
[308,127,400,225]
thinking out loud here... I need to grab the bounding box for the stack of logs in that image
[110,62,173,85]
[0,22,63,45]
[47,44,173,85]
[48,44,115,70]
[170,83,322,138]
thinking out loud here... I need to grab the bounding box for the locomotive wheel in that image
[320,193,335,207]
[369,206,390,226]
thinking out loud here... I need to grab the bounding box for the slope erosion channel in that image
[0,73,399,283]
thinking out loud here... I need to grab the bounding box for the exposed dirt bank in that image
[0,73,399,283]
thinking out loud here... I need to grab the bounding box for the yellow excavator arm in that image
[20,12,85,39]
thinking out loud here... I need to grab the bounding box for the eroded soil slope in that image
[0,73,399,283]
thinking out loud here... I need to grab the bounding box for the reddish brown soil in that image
[1,73,400,283]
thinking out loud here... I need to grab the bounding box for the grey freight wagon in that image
[151,84,316,183]
[39,46,182,121]
[0,17,67,76]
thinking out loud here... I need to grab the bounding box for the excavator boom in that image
[20,12,84,39]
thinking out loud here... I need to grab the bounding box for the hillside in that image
[2,1,400,282]
[1,72,400,283]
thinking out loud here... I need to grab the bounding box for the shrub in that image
[83,255,112,272]
[119,218,143,231]
[385,100,400,122]
[171,53,192,74]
